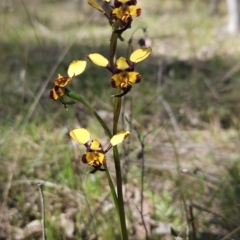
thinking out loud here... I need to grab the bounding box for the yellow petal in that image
[87,53,109,67]
[128,71,141,84]
[116,57,129,70]
[118,0,130,3]
[129,47,152,63]
[54,86,65,97]
[88,0,105,13]
[54,76,72,87]
[50,88,59,100]
[111,8,123,19]
[111,74,122,87]
[70,128,90,144]
[129,5,141,17]
[89,139,102,151]
[86,152,105,165]
[103,0,110,2]
[67,60,87,77]
[110,130,130,146]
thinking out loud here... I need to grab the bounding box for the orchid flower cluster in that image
[49,1,151,238]
[49,0,151,174]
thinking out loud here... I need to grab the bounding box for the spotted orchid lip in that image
[54,75,73,88]
[50,86,65,100]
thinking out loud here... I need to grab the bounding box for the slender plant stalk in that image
[38,183,46,240]
[134,129,149,239]
[110,20,129,240]
[112,89,128,240]
[112,145,128,240]
[67,17,129,240]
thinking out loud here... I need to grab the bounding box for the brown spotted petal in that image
[111,73,122,88]
[85,152,106,166]
[50,86,65,100]
[128,71,141,84]
[54,75,73,87]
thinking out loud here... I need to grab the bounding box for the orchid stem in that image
[113,92,128,240]
[110,20,129,240]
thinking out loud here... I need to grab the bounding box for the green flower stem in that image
[104,164,120,217]
[109,19,129,240]
[113,145,128,240]
[109,20,121,67]
[65,89,120,219]
[112,93,128,240]
[113,89,122,133]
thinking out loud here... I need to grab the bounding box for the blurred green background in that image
[1,0,240,239]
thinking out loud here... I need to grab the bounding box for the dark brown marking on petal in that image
[111,12,118,20]
[55,86,64,97]
[82,154,87,164]
[102,156,106,164]
[128,0,137,5]
[114,0,122,7]
[54,76,72,87]
[135,73,141,83]
[124,132,130,139]
[136,8,141,16]
[104,144,112,154]
[111,79,117,88]
[49,89,57,100]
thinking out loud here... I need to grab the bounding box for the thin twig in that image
[21,0,42,48]
[38,183,46,240]
[158,95,183,142]
[134,127,150,240]
[220,225,240,240]
[165,129,189,233]
[121,96,133,183]
[220,60,240,83]
[22,42,74,128]
[190,202,237,226]
[188,204,197,240]
[156,60,183,142]
[13,179,83,201]
[204,78,220,100]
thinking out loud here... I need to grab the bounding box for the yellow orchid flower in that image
[87,47,152,97]
[50,60,86,100]
[112,0,141,23]
[70,128,130,173]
